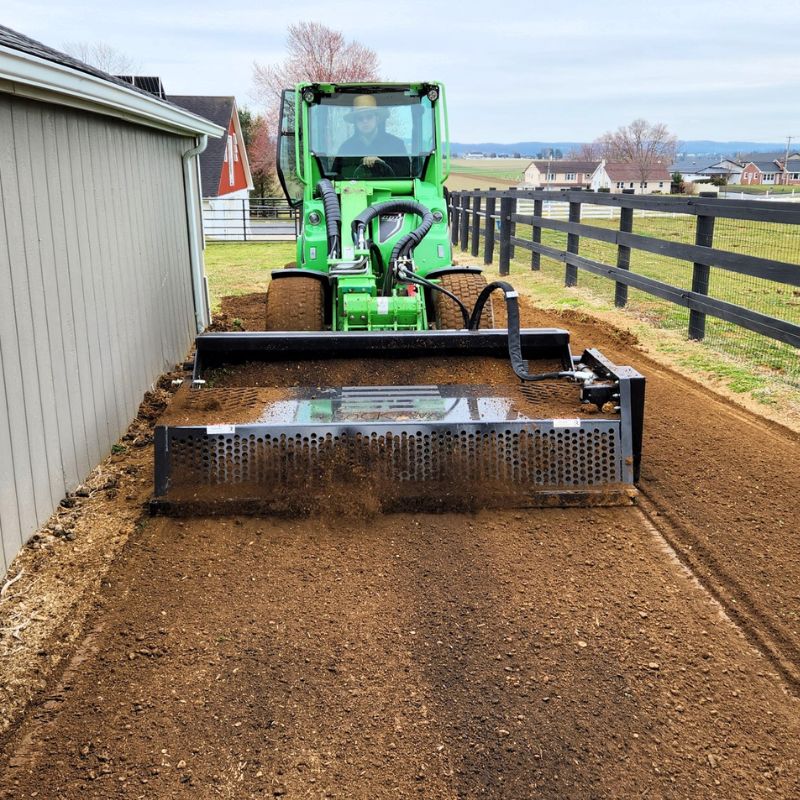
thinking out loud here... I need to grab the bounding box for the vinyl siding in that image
[0,93,197,573]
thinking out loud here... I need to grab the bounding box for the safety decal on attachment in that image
[207,424,236,435]
[376,297,390,315]
[553,419,582,428]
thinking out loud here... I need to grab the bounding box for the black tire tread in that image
[433,272,494,329]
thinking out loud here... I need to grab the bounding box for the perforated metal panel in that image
[157,420,623,498]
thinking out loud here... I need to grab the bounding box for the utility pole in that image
[783,135,795,185]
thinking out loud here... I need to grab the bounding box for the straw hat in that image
[344,94,387,123]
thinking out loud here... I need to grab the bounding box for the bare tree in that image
[566,143,600,161]
[62,41,139,75]
[595,119,677,183]
[252,22,380,127]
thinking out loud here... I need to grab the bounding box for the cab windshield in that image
[308,90,436,181]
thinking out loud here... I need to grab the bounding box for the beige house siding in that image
[0,93,197,572]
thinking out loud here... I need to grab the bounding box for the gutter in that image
[182,135,209,333]
[0,45,224,138]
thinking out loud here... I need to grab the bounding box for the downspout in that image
[182,135,208,333]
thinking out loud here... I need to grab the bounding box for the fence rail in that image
[202,196,299,241]
[447,188,800,361]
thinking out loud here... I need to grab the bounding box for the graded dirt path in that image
[1,292,799,798]
[2,511,799,799]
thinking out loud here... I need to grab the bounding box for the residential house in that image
[740,161,783,185]
[0,25,223,573]
[697,159,744,185]
[670,157,717,183]
[591,161,671,194]
[169,96,253,239]
[522,160,599,189]
[776,153,800,185]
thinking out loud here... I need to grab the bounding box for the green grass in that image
[204,242,296,311]
[720,184,800,195]
[449,158,529,182]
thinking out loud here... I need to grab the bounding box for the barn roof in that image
[168,96,236,195]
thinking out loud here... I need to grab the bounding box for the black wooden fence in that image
[447,188,800,351]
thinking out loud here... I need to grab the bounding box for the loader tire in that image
[265,277,325,331]
[433,272,494,329]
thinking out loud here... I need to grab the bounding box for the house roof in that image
[604,162,671,182]
[748,161,782,173]
[0,24,223,137]
[670,158,715,174]
[528,160,599,173]
[168,96,235,195]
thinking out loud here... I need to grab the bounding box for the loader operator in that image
[335,94,407,178]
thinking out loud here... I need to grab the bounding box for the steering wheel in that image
[354,158,396,180]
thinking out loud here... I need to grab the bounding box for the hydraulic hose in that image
[315,179,341,259]
[469,281,588,383]
[351,200,435,262]
[395,266,471,327]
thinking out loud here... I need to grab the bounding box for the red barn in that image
[169,95,253,238]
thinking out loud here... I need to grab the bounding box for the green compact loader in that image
[151,83,645,513]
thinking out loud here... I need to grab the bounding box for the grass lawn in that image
[721,184,800,195]
[204,241,296,311]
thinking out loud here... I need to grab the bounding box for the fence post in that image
[508,187,517,260]
[459,193,471,251]
[531,188,543,271]
[498,194,513,276]
[471,192,482,258]
[483,189,496,265]
[450,192,460,246]
[242,199,247,242]
[565,189,582,287]
[615,188,635,307]
[688,192,717,340]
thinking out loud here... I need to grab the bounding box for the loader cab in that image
[277,82,449,206]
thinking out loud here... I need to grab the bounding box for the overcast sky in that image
[4,0,800,143]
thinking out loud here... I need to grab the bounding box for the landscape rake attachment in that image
[151,306,644,515]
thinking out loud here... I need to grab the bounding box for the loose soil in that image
[0,291,799,798]
[1,513,799,798]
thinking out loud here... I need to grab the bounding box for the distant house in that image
[739,161,782,185]
[169,96,253,239]
[698,159,744,185]
[670,157,716,183]
[776,153,800,185]
[522,160,599,189]
[591,161,671,194]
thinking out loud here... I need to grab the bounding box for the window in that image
[565,172,576,180]
[308,89,436,180]
[227,135,235,185]
[629,182,634,188]
[658,181,664,188]
[616,181,624,189]
[547,173,556,181]
[233,136,239,162]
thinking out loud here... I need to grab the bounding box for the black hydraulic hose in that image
[469,281,576,383]
[351,200,434,262]
[315,179,341,259]
[396,268,471,327]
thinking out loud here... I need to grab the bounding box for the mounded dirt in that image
[0,291,799,798]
